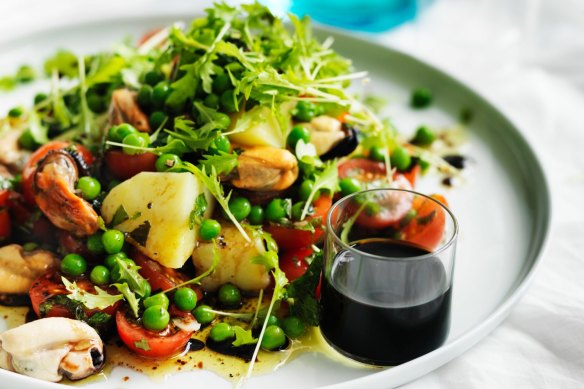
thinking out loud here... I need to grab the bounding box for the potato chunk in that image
[101,172,213,268]
[192,224,271,292]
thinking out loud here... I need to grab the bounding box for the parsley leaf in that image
[300,160,339,220]
[134,338,151,351]
[232,326,258,347]
[112,257,150,298]
[285,252,323,326]
[199,152,238,176]
[62,276,123,309]
[113,282,141,318]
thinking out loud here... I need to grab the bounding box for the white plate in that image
[0,10,550,389]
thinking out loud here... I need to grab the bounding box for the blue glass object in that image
[288,0,419,32]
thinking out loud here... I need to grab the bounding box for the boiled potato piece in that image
[101,172,213,268]
[192,224,271,292]
[228,102,295,148]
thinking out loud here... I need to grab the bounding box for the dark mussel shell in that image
[320,125,358,161]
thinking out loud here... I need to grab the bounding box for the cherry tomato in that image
[338,158,420,188]
[279,247,312,281]
[58,230,92,258]
[22,141,94,206]
[0,189,9,207]
[0,208,10,241]
[266,194,332,251]
[29,270,120,319]
[116,309,193,359]
[104,150,157,180]
[400,194,448,251]
[132,250,203,301]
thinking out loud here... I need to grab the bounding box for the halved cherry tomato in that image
[29,270,120,318]
[0,190,10,207]
[338,158,420,187]
[132,250,203,301]
[104,150,157,180]
[22,141,94,206]
[400,194,448,251]
[279,247,312,282]
[266,194,332,250]
[354,180,414,229]
[116,308,193,359]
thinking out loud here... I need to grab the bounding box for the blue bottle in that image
[287,0,419,32]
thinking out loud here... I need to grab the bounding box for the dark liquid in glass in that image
[320,239,451,365]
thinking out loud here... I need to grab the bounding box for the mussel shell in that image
[320,125,358,161]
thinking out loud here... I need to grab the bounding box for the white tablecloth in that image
[1,0,583,388]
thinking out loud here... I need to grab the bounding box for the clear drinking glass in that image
[320,188,458,365]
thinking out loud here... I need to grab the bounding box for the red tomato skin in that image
[338,158,420,187]
[0,208,11,240]
[29,270,119,318]
[401,194,447,251]
[116,309,193,359]
[22,142,94,206]
[104,150,157,180]
[266,195,332,251]
[279,247,312,281]
[132,250,203,301]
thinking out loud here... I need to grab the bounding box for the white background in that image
[1,0,583,388]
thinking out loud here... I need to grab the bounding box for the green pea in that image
[411,87,433,108]
[281,316,305,338]
[76,176,101,200]
[18,130,38,150]
[292,100,317,122]
[339,177,362,197]
[193,304,216,324]
[215,112,232,130]
[16,65,35,83]
[369,146,387,162]
[104,252,128,269]
[265,199,287,222]
[114,123,138,141]
[149,110,168,130]
[60,253,87,276]
[86,233,104,254]
[155,153,181,172]
[199,219,221,241]
[218,283,242,307]
[248,205,264,225]
[152,82,170,109]
[411,125,436,146]
[220,89,239,113]
[8,107,23,118]
[390,146,412,171]
[260,325,286,350]
[286,125,311,149]
[137,84,153,110]
[144,293,170,310]
[298,180,314,202]
[142,305,170,331]
[203,93,220,109]
[266,315,281,328]
[227,197,251,221]
[140,279,152,299]
[209,135,231,155]
[144,70,164,86]
[174,287,198,311]
[102,229,125,254]
[86,90,107,113]
[290,201,305,221]
[34,93,48,105]
[209,322,235,342]
[212,73,231,93]
[89,265,110,285]
[122,133,148,155]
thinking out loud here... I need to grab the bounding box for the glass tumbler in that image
[319,188,458,365]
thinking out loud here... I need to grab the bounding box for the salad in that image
[0,2,463,385]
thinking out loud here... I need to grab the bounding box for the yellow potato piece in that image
[101,172,213,268]
[192,224,271,292]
